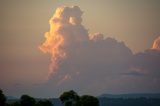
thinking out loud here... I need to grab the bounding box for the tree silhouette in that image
[0,89,6,106]
[20,95,36,106]
[60,90,80,106]
[60,90,100,106]
[80,95,99,106]
[36,100,53,106]
[10,101,20,106]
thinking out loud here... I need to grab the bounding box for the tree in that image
[36,100,53,106]
[20,95,36,106]
[0,89,6,106]
[60,90,80,106]
[10,101,20,106]
[80,95,99,106]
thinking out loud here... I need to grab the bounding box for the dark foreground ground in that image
[7,97,160,106]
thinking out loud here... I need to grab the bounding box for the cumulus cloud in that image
[40,6,88,76]
[89,33,104,41]
[40,6,160,96]
[131,49,160,77]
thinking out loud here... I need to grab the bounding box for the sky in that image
[0,0,160,98]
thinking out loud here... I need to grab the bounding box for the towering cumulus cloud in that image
[40,6,88,75]
[152,36,160,50]
[39,6,160,96]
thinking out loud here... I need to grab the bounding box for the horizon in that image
[5,92,160,99]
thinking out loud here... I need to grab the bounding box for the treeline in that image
[1,89,160,106]
[0,89,52,106]
[99,97,160,106]
[0,89,99,106]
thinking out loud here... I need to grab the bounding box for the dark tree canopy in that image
[60,90,80,106]
[60,90,99,106]
[0,89,6,106]
[10,101,20,106]
[36,100,53,106]
[20,95,36,106]
[2,89,99,106]
[80,95,99,106]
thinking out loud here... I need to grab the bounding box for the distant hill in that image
[98,97,160,106]
[6,96,18,100]
[99,93,160,98]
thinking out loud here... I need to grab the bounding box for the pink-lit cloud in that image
[152,36,160,50]
[39,6,160,96]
